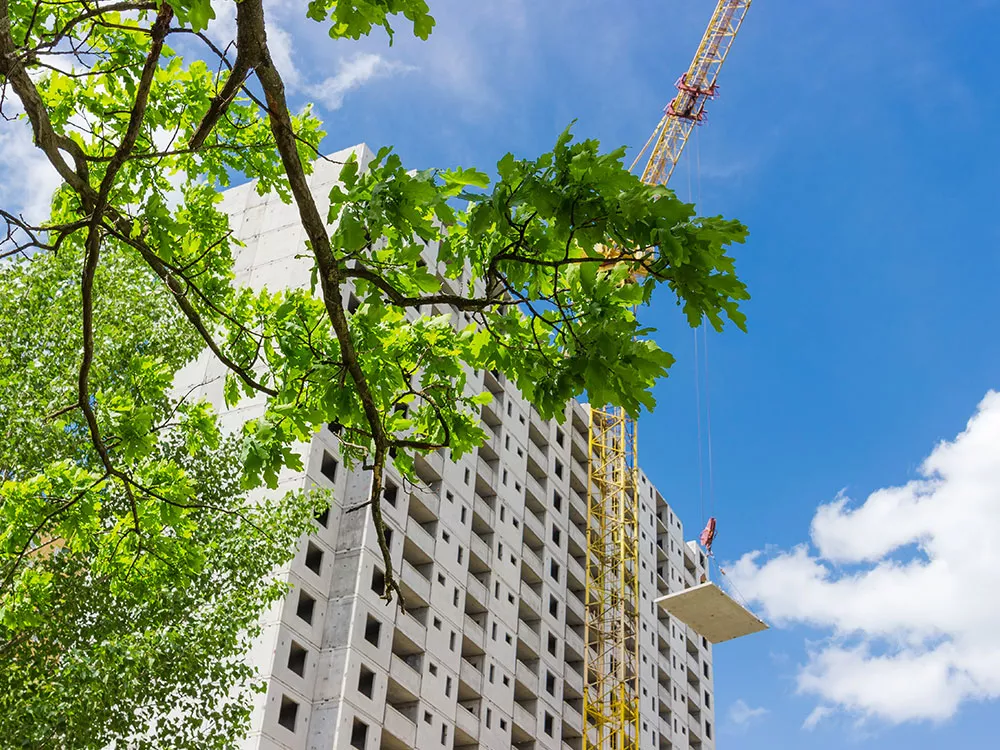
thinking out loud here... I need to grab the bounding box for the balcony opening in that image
[384,482,398,506]
[371,567,385,595]
[295,590,315,624]
[321,451,338,483]
[364,614,382,646]
[350,718,368,749]
[305,542,324,575]
[278,695,298,731]
[357,664,375,698]
[287,641,307,677]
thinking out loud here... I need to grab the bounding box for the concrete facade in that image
[183,144,716,750]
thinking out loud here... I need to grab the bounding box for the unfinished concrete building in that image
[181,144,717,750]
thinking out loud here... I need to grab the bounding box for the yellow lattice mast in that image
[584,3,754,749]
[586,409,640,750]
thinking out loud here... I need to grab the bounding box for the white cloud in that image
[207,0,236,48]
[728,391,1000,725]
[728,699,768,728]
[207,0,299,86]
[307,53,414,111]
[207,4,411,113]
[265,22,301,89]
[0,115,62,226]
[262,0,307,91]
[803,705,833,730]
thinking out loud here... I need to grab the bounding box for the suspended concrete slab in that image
[655,582,768,644]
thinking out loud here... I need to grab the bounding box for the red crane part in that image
[699,517,717,553]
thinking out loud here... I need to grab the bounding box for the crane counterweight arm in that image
[633,0,753,188]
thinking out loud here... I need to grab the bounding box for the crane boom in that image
[634,0,753,186]
[584,3,753,749]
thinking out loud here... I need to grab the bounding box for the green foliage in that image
[0,246,324,749]
[306,0,436,41]
[0,437,322,749]
[0,0,749,745]
[167,0,216,32]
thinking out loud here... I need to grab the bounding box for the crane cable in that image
[694,128,715,521]
[698,127,716,527]
[692,126,716,537]
[690,149,707,533]
[690,130,761,617]
[694,327,705,528]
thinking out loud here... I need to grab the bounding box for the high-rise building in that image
[182,144,716,750]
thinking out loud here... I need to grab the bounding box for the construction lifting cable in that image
[695,272,762,617]
[692,125,714,553]
[697,127,716,528]
[698,320,720,564]
[703,320,717,533]
[694,125,724,580]
[694,306,706,529]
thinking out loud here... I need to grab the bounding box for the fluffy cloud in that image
[307,54,415,111]
[728,391,1000,725]
[728,699,768,728]
[0,116,62,227]
[207,2,411,114]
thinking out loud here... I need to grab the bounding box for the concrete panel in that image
[382,703,416,748]
[655,583,767,644]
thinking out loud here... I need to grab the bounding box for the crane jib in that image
[633,0,753,188]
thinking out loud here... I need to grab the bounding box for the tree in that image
[0,0,749,746]
[0,239,324,747]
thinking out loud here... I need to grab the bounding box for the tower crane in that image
[584,3,755,749]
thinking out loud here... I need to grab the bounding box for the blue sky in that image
[268,1,1000,745]
[4,0,998,746]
